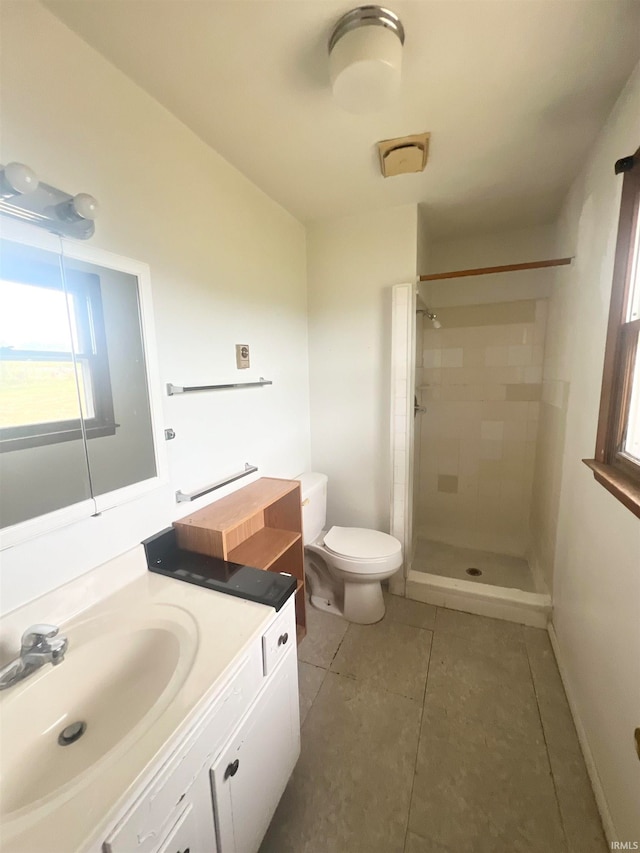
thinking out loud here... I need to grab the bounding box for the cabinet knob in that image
[278,632,289,647]
[224,759,240,780]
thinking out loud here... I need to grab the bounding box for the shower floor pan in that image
[413,539,537,591]
[406,539,551,628]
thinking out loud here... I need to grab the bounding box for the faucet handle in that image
[21,624,59,650]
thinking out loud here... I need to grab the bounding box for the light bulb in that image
[1,162,39,196]
[71,193,99,220]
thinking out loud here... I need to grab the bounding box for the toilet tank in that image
[297,472,327,544]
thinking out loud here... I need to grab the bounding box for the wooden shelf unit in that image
[173,477,306,640]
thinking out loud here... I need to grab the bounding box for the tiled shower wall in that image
[415,299,548,556]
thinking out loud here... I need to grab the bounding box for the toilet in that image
[297,472,403,624]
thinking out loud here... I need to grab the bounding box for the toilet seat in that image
[323,526,401,560]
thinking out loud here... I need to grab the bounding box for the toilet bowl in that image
[298,473,403,624]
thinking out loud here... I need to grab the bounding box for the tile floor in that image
[259,596,606,853]
[413,538,539,593]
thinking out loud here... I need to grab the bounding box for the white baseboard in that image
[547,623,616,844]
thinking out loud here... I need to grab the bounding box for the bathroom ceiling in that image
[44,0,640,239]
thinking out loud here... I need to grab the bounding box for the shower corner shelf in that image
[173,477,306,642]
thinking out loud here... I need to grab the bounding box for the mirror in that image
[0,225,164,544]
[0,239,93,526]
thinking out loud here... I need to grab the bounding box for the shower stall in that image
[390,240,564,625]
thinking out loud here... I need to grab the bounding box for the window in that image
[585,145,640,518]
[0,250,115,452]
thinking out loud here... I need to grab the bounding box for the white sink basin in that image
[0,604,197,820]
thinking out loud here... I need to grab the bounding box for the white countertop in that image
[0,567,274,853]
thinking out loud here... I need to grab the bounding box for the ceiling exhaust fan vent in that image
[377,132,430,177]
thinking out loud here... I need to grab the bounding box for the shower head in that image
[417,306,442,329]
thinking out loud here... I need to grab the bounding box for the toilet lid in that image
[323,526,402,560]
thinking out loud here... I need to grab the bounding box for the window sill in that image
[582,459,640,519]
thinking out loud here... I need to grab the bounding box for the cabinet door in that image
[211,649,300,853]
[105,728,219,853]
[262,599,296,676]
[155,768,218,853]
[152,766,217,853]
[154,803,197,853]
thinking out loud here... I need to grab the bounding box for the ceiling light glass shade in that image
[328,6,404,114]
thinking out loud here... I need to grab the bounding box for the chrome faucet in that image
[0,624,68,690]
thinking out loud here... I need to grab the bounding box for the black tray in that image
[142,528,297,611]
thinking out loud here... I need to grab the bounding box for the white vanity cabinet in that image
[101,598,299,853]
[211,647,299,853]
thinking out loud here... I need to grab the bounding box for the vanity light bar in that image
[0,162,98,240]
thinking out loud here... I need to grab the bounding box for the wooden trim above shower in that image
[419,257,572,281]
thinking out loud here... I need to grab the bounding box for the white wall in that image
[416,203,431,279]
[0,2,310,614]
[544,61,640,842]
[421,223,556,307]
[306,205,418,531]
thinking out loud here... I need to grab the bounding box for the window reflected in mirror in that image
[1,252,115,450]
[60,251,156,501]
[0,239,93,526]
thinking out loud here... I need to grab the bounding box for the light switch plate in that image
[236,344,250,369]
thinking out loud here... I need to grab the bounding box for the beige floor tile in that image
[425,631,542,739]
[435,606,526,654]
[297,604,349,669]
[261,607,603,853]
[384,591,437,630]
[259,672,422,853]
[409,703,566,853]
[524,627,582,756]
[330,620,433,700]
[404,831,457,852]
[523,624,551,652]
[298,661,326,727]
[548,746,608,853]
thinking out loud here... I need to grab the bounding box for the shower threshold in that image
[405,568,551,628]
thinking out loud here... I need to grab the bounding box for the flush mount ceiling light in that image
[328,5,405,114]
